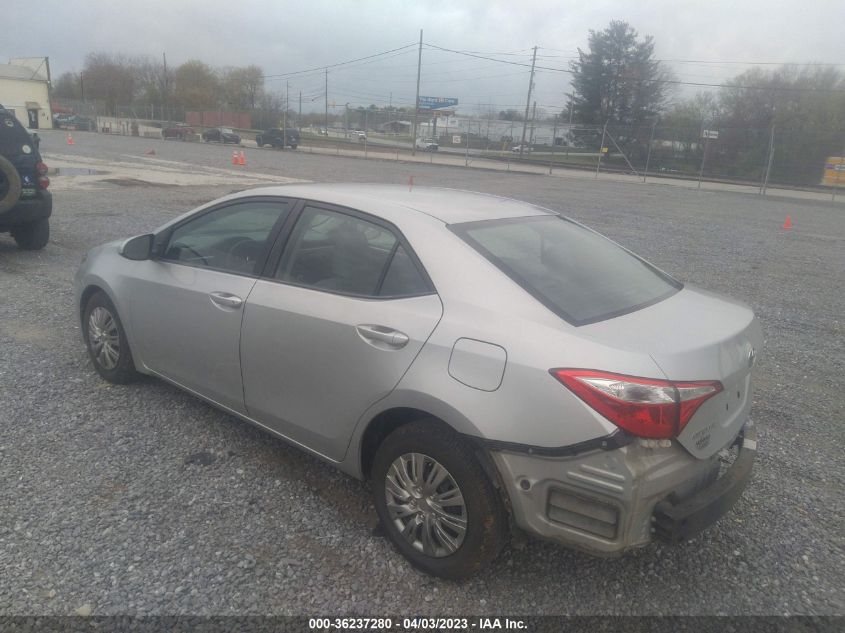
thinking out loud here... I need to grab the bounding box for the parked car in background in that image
[54,114,95,131]
[255,128,299,149]
[415,138,439,151]
[75,184,761,579]
[202,127,241,144]
[349,130,367,142]
[0,104,52,249]
[53,113,75,129]
[162,124,195,141]
[511,144,533,153]
[72,116,96,131]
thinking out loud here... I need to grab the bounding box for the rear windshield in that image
[452,216,681,326]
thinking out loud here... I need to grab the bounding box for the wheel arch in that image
[79,282,110,324]
[78,281,145,373]
[359,407,437,480]
[354,397,515,524]
[354,394,485,479]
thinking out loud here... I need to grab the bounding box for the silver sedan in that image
[74,184,762,578]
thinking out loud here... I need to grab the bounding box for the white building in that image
[0,58,53,130]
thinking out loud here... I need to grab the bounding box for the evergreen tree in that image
[568,21,672,126]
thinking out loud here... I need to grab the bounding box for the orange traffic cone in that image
[144,148,156,156]
[66,133,74,145]
[232,150,239,165]
[238,151,246,166]
[782,215,793,229]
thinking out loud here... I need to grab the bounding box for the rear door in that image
[240,204,442,461]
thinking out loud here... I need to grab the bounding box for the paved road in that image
[1,130,843,616]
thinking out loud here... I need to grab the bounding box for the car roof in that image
[228,184,556,224]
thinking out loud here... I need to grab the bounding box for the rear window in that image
[452,216,681,326]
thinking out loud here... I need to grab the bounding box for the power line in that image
[262,43,417,79]
[425,42,845,94]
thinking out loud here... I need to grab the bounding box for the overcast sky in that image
[4,0,844,115]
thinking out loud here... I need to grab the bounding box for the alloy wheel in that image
[88,306,120,370]
[385,453,467,557]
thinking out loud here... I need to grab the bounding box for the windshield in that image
[452,216,682,326]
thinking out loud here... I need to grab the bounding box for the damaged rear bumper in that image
[488,423,756,556]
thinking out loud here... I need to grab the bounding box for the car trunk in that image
[578,285,763,459]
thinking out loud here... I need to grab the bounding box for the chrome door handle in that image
[209,291,243,309]
[356,324,409,348]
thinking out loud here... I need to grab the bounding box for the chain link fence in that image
[48,97,845,193]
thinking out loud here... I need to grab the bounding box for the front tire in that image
[12,218,49,250]
[82,292,139,384]
[372,420,508,579]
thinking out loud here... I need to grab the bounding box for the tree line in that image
[52,53,272,117]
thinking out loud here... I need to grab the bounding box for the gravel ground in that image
[1,130,843,616]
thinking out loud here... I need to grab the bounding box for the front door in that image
[126,198,292,413]
[27,109,38,129]
[240,204,442,461]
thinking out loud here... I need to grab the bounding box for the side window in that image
[379,245,431,297]
[162,201,289,275]
[277,207,399,296]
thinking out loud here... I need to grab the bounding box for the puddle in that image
[53,167,108,176]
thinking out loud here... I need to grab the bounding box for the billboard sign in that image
[419,96,459,110]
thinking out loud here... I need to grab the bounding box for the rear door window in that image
[276,206,432,298]
[452,216,681,325]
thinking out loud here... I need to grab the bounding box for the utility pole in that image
[761,126,775,195]
[595,120,608,178]
[412,29,423,156]
[530,101,537,145]
[298,91,302,133]
[643,117,658,183]
[283,81,288,136]
[698,137,710,189]
[325,68,329,134]
[518,46,537,159]
[162,52,168,123]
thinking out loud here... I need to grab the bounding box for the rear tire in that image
[82,291,140,384]
[372,419,508,579]
[12,217,49,250]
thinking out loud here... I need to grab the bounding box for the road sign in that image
[419,96,459,110]
[452,135,462,144]
[702,130,719,139]
[601,147,609,153]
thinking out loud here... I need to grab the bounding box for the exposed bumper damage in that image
[490,423,756,555]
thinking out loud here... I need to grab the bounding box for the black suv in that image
[255,128,299,149]
[0,105,52,249]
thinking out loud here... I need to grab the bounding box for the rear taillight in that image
[36,162,49,189]
[551,369,722,439]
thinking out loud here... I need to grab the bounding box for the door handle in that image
[209,291,243,309]
[356,324,410,349]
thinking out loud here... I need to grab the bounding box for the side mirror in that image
[120,234,154,260]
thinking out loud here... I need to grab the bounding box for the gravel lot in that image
[1,130,843,616]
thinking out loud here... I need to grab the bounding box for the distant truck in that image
[415,138,439,151]
[162,124,195,141]
[256,128,299,149]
